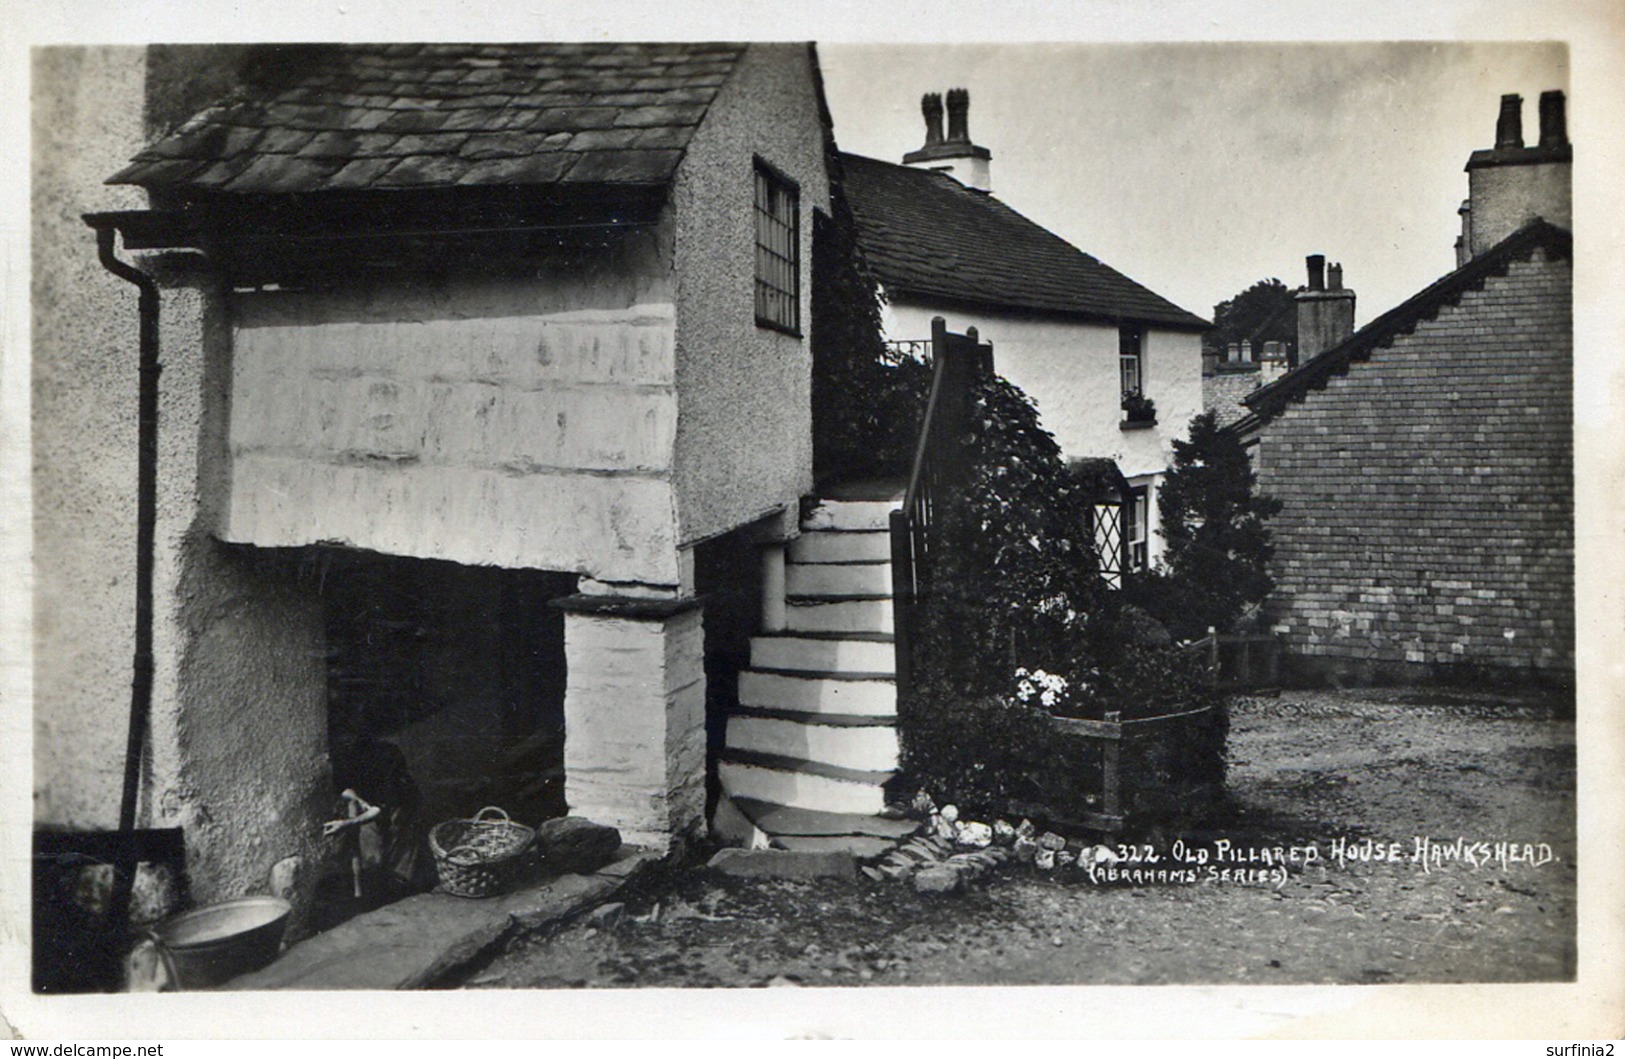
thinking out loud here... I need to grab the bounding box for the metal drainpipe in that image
[86,218,161,934]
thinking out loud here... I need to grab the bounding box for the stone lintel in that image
[550,591,705,619]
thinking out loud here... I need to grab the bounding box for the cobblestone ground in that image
[461,687,1575,988]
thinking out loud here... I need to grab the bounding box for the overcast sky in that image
[819,42,1569,327]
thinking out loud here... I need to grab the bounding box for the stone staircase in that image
[714,486,917,858]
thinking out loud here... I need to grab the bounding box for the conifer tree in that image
[1132,412,1282,639]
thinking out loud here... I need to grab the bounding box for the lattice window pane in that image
[1093,503,1124,589]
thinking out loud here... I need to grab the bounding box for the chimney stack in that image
[921,92,944,147]
[1463,89,1572,257]
[1306,254,1326,292]
[1296,257,1356,361]
[1259,340,1289,385]
[1495,94,1524,149]
[903,87,993,191]
[1456,199,1473,267]
[945,88,970,143]
[1539,90,1568,148]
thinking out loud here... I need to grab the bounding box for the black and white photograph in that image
[3,0,1622,1043]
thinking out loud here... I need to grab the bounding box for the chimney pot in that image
[1539,90,1568,147]
[921,92,944,147]
[1306,254,1326,292]
[1495,93,1524,149]
[945,88,970,144]
[1328,263,1344,291]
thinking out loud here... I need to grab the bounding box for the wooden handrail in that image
[901,318,952,510]
[890,317,993,698]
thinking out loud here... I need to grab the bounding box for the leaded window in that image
[754,161,800,334]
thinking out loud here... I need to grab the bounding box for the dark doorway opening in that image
[693,529,764,821]
[313,549,575,926]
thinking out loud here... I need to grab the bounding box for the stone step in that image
[738,669,896,717]
[749,634,896,675]
[786,561,893,598]
[772,834,899,861]
[726,715,899,773]
[817,479,907,503]
[784,597,893,635]
[732,798,919,840]
[719,756,889,816]
[789,529,892,565]
[801,498,900,533]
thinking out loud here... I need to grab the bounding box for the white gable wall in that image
[881,297,1204,565]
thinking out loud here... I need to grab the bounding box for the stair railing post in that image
[889,509,913,699]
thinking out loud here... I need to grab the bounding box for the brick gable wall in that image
[1252,249,1572,682]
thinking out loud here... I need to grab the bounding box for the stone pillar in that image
[142,262,331,923]
[556,593,707,854]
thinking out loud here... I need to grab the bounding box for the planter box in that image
[1005,703,1226,839]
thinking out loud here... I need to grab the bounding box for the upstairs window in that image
[754,161,800,335]
[1125,486,1150,573]
[1119,324,1144,397]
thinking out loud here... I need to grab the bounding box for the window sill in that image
[1120,419,1157,431]
[755,317,803,339]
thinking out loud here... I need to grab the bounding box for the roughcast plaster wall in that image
[34,46,331,912]
[32,46,151,826]
[670,43,829,545]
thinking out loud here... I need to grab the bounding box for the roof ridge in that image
[1239,218,1571,426]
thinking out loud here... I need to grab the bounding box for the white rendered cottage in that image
[841,90,1210,574]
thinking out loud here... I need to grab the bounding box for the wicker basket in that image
[429,806,536,898]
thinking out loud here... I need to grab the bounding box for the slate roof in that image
[1238,219,1572,430]
[839,152,1208,331]
[109,43,747,194]
[1205,365,1265,429]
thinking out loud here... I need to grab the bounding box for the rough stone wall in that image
[224,239,684,586]
[1253,250,1573,682]
[670,43,827,545]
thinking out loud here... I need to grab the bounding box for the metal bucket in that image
[148,895,290,990]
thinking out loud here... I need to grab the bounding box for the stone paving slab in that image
[707,847,855,879]
[734,798,920,839]
[224,847,657,991]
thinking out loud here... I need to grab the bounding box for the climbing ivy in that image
[809,191,931,486]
